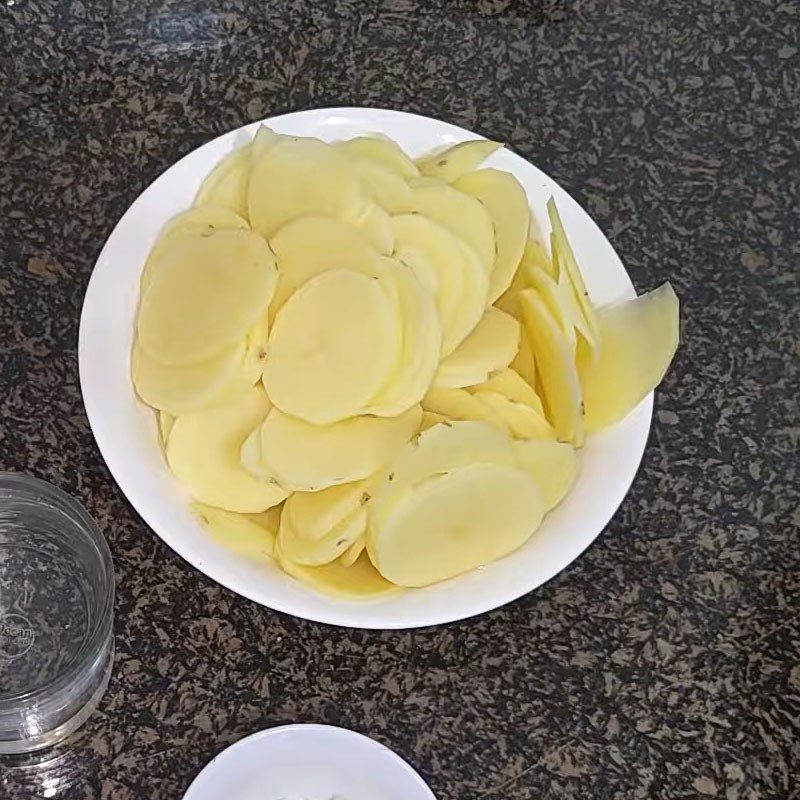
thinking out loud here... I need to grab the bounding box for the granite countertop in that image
[1,1,798,798]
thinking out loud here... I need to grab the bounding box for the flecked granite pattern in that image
[1,1,798,798]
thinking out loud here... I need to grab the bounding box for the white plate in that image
[79,107,650,629]
[182,724,436,800]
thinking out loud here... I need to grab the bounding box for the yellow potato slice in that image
[513,440,578,511]
[265,269,399,423]
[192,502,277,559]
[454,168,530,302]
[339,537,367,568]
[548,198,600,351]
[158,410,175,445]
[525,268,578,356]
[256,405,422,491]
[434,307,520,389]
[578,283,679,432]
[336,135,419,179]
[368,462,543,587]
[522,238,556,279]
[416,139,502,183]
[137,229,278,365]
[279,503,367,566]
[472,390,555,440]
[392,214,488,356]
[511,329,538,392]
[343,154,413,213]
[517,289,584,446]
[194,145,252,218]
[248,137,365,238]
[250,124,280,165]
[353,203,394,255]
[472,368,545,416]
[268,216,381,318]
[422,387,497,426]
[409,182,496,273]
[364,259,441,417]
[419,410,449,432]
[275,543,398,599]
[167,388,288,512]
[286,479,373,542]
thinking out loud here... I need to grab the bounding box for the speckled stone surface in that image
[1,0,798,798]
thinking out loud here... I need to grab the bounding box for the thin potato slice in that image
[336,135,419,179]
[158,410,175,445]
[517,289,584,446]
[392,214,488,356]
[167,388,288,513]
[194,145,252,218]
[250,124,280,165]
[364,259,441,417]
[265,269,399,423]
[339,537,366,568]
[138,229,277,365]
[275,543,398,599]
[279,504,367,566]
[472,368,545,417]
[578,283,679,432]
[513,440,578,511]
[511,329,538,392]
[286,479,373,542]
[422,387,497,427]
[409,182,496,273]
[248,137,365,238]
[419,410,449,432]
[434,307,520,390]
[548,198,600,351]
[472,390,555,440]
[354,203,394,255]
[344,155,413,213]
[268,216,381,318]
[454,168,530,302]
[368,462,543,587]
[192,502,277,559]
[416,139,502,183]
[256,405,422,491]
[525,268,578,356]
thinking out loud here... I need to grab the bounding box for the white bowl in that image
[79,107,650,629]
[182,724,436,800]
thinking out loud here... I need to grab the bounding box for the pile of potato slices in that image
[132,125,679,598]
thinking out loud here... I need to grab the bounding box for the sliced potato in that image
[286,479,373,542]
[548,198,600,351]
[517,289,584,445]
[158,410,175,445]
[268,216,381,318]
[522,238,556,279]
[248,137,365,238]
[250,124,280,165]
[194,145,252,218]
[392,214,488,356]
[472,390,555,440]
[279,503,367,566]
[525,268,578,356]
[434,307,520,389]
[192,501,277,559]
[409,182,496,273]
[339,537,367,568]
[513,440,578,511]
[511,329,538,393]
[419,410,449,432]
[275,543,398,599]
[256,405,422,491]
[472,368,544,416]
[167,388,288,512]
[422,387,496,426]
[578,283,679,432]
[454,168,529,302]
[344,154,413,213]
[336,135,419,179]
[364,259,441,417]
[265,269,400,423]
[416,139,502,182]
[137,229,277,365]
[354,202,394,255]
[368,462,543,587]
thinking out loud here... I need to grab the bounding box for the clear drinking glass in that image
[0,473,114,754]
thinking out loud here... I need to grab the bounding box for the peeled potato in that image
[517,289,584,446]
[434,307,520,389]
[194,145,252,218]
[409,182,496,273]
[336,135,419,179]
[158,410,175,445]
[250,124,280,165]
[578,283,679,432]
[279,503,367,566]
[265,269,400,423]
[454,168,530,302]
[354,203,394,255]
[513,440,578,511]
[268,216,382,318]
[276,543,397,599]
[511,329,538,393]
[344,154,413,213]
[364,259,441,416]
[525,268,579,356]
[419,410,449,432]
[473,368,545,417]
[392,214,488,356]
[137,229,277,365]
[286,480,373,542]
[368,462,543,587]
[248,137,364,238]
[416,139,502,183]
[472,391,555,440]
[192,502,277,559]
[423,387,496,426]
[167,388,288,513]
[254,405,422,491]
[339,537,367,568]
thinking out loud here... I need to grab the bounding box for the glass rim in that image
[0,472,115,708]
